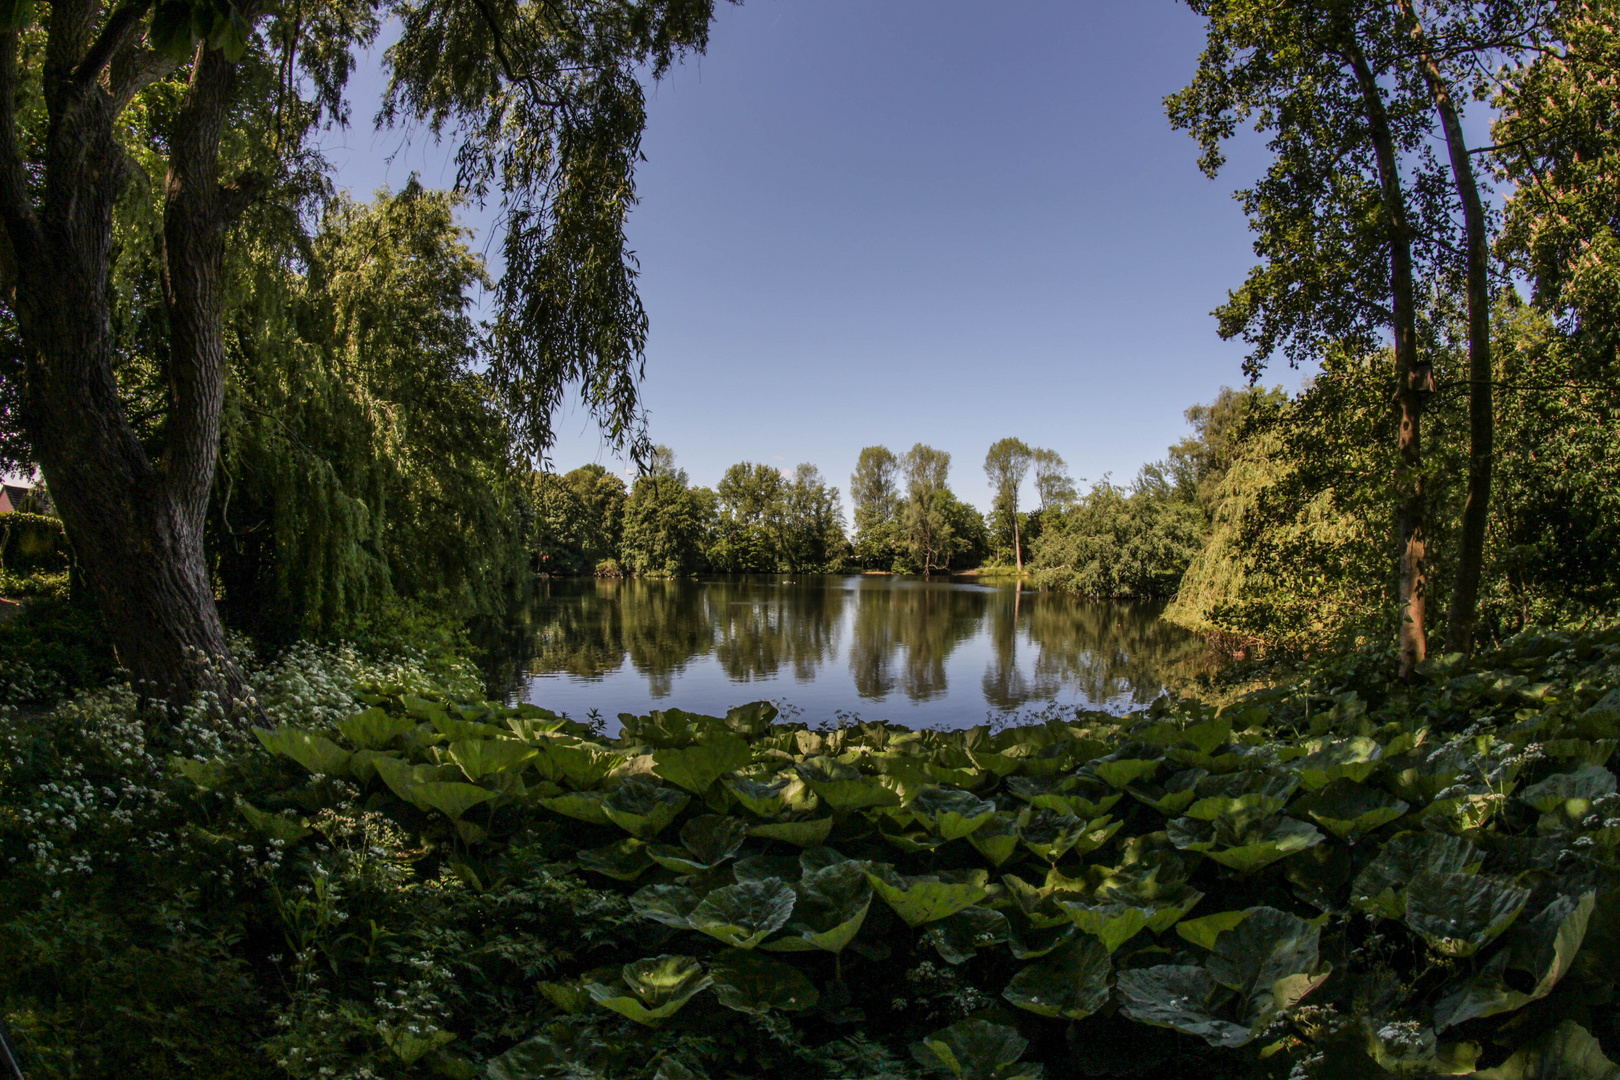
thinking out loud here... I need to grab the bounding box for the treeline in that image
[526,449,848,578]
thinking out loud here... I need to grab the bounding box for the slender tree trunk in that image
[2,13,253,708]
[1400,1,1494,658]
[1346,40,1432,678]
[1012,512,1023,574]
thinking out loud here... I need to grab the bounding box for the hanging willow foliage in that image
[211,182,525,638]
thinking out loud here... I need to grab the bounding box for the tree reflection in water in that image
[506,575,1211,723]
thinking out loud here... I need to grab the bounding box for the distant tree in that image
[984,437,1034,572]
[1167,386,1288,515]
[711,462,784,573]
[526,464,626,575]
[776,464,848,575]
[1032,448,1077,512]
[850,445,901,570]
[621,447,712,576]
[899,443,955,575]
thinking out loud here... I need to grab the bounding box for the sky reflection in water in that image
[512,576,1210,733]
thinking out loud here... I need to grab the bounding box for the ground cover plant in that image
[4,628,1620,1079]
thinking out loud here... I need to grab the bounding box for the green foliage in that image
[8,626,1620,1078]
[0,511,68,575]
[213,183,525,638]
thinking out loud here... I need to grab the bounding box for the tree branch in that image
[73,0,153,86]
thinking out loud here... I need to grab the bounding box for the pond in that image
[499,575,1212,733]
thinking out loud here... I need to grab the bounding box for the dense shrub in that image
[4,630,1620,1078]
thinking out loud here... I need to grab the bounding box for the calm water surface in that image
[508,575,1210,732]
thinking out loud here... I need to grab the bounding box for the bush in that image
[4,630,1620,1078]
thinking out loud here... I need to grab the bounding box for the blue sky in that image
[323,0,1289,516]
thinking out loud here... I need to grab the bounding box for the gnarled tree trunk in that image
[2,7,253,706]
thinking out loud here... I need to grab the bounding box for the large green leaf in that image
[1288,778,1409,841]
[709,950,820,1014]
[1002,938,1111,1019]
[578,838,655,881]
[485,1035,566,1080]
[652,735,753,795]
[1520,764,1616,818]
[966,811,1022,867]
[1176,910,1249,951]
[1405,871,1532,957]
[585,955,711,1026]
[1432,892,1596,1031]
[787,860,874,953]
[687,878,796,948]
[235,798,310,844]
[910,787,997,839]
[539,790,611,826]
[1057,901,1153,954]
[1116,965,1252,1048]
[1350,832,1483,919]
[255,727,352,776]
[1293,736,1383,789]
[1017,808,1118,863]
[533,740,623,788]
[602,780,690,839]
[724,773,817,817]
[929,905,1010,964]
[910,1019,1045,1080]
[867,866,991,927]
[1206,906,1328,1020]
[448,737,536,781]
[1471,1020,1620,1080]
[337,707,416,750]
[794,758,900,810]
[748,815,834,847]
[630,884,703,929]
[411,781,497,820]
[1168,813,1323,873]
[645,814,749,872]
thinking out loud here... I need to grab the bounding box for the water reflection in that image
[510,575,1211,728]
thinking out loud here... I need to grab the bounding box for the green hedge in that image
[0,511,68,574]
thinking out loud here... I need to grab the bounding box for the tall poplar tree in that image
[984,436,1033,572]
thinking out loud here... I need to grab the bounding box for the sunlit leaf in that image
[255,726,352,776]
[652,735,753,795]
[1405,871,1532,957]
[602,779,690,839]
[867,866,990,927]
[688,878,796,949]
[337,707,416,750]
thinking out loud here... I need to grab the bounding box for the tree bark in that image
[2,8,252,707]
[1345,39,1432,678]
[1399,0,1495,658]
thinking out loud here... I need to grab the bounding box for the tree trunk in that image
[1400,1,1494,658]
[2,15,252,707]
[1346,40,1431,678]
[1012,512,1022,574]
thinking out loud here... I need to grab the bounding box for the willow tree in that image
[1170,0,1451,675]
[0,0,717,702]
